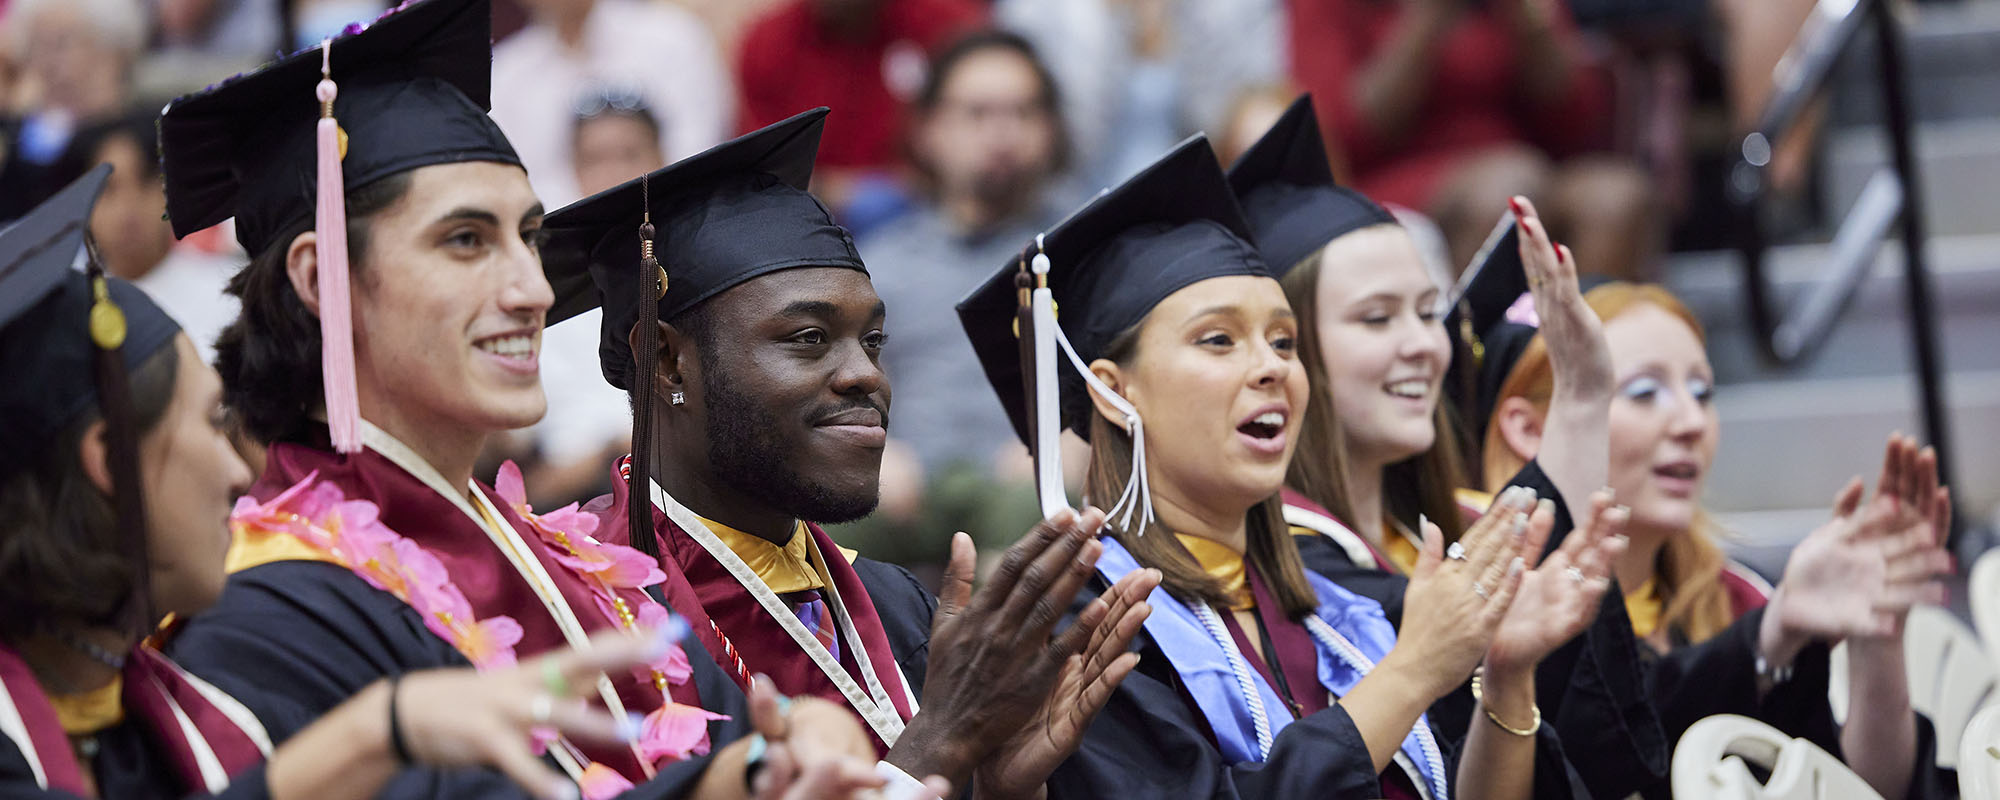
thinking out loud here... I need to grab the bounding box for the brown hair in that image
[1279,233,1471,545]
[215,171,412,445]
[0,341,180,645]
[1085,323,1318,619]
[1481,282,1733,642]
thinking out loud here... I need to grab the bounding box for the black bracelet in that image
[386,674,415,766]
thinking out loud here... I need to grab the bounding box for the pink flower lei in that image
[231,466,726,798]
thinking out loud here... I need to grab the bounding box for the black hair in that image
[0,341,180,645]
[213,171,413,445]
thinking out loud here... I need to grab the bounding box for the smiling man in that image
[541,108,1159,799]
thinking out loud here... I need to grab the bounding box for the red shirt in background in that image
[1287,0,1610,210]
[736,0,987,172]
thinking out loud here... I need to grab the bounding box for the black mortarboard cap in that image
[1444,213,1537,443]
[1226,95,1397,277]
[542,107,862,392]
[159,0,519,254]
[0,166,182,471]
[957,135,1270,444]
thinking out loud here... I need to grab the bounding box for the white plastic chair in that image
[1672,714,1884,799]
[1960,704,2000,799]
[1970,549,2000,666]
[1827,604,1999,768]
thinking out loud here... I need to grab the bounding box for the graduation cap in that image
[1225,94,1397,277]
[159,0,519,452]
[539,107,861,557]
[0,165,181,630]
[956,135,1268,526]
[1443,212,1533,443]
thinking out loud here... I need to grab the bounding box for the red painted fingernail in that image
[1509,197,1525,217]
[1557,243,1567,263]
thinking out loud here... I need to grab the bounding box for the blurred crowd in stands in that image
[0,0,1844,575]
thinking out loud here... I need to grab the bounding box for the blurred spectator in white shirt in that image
[492,0,731,207]
[997,0,1285,188]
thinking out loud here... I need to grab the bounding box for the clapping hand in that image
[1848,434,1953,639]
[1389,486,1540,699]
[886,508,1140,788]
[1761,435,1953,662]
[972,566,1160,800]
[741,676,950,800]
[1484,489,1627,675]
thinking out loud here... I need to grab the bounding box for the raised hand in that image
[1513,195,1612,406]
[973,567,1161,800]
[1511,195,1613,522]
[1484,490,1628,675]
[1387,486,1539,700]
[885,508,1119,788]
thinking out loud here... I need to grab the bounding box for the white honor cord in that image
[359,421,636,779]
[1190,603,1275,761]
[1303,616,1447,800]
[647,479,912,744]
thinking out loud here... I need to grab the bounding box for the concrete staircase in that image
[1668,0,2000,572]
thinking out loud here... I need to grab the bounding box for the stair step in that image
[1822,118,2000,238]
[1703,369,2000,513]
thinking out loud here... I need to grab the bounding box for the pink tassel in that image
[314,44,361,453]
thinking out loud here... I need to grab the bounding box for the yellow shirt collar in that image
[51,677,124,736]
[1624,578,1662,638]
[700,517,825,595]
[1175,534,1254,611]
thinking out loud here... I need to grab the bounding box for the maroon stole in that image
[253,441,701,778]
[594,465,916,755]
[0,643,267,796]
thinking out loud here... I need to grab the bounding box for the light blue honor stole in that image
[1097,537,1450,800]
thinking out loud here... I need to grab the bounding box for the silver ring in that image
[1472,582,1489,598]
[1446,542,1468,561]
[1564,566,1586,584]
[530,693,554,726]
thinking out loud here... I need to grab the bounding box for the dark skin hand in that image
[885,507,1130,789]
[973,563,1158,800]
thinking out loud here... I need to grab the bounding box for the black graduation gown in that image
[166,560,752,800]
[1640,609,1955,800]
[1293,459,1669,798]
[1039,577,1588,800]
[0,727,273,800]
[849,559,937,701]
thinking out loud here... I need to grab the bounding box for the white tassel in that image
[1054,324,1154,535]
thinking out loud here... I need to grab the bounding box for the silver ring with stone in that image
[1565,566,1586,584]
[1446,542,1468,561]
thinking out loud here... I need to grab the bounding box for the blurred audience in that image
[999,0,1286,188]
[569,85,669,198]
[491,0,730,207]
[735,0,985,221]
[863,29,1077,478]
[1287,0,1661,279]
[0,0,145,220]
[77,108,238,363]
[153,0,279,58]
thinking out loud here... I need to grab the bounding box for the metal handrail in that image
[1726,0,1960,543]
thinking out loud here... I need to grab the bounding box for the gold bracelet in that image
[1469,669,1542,737]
